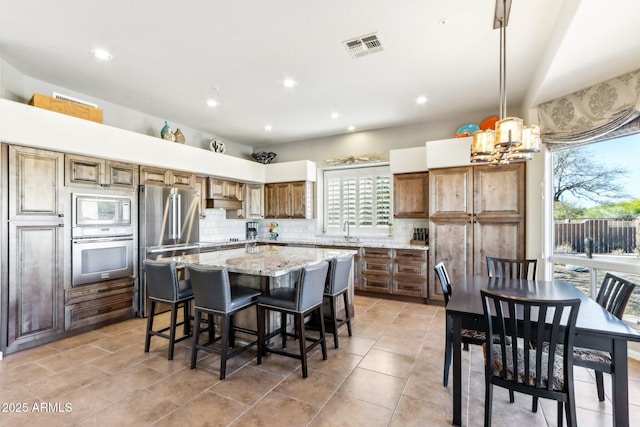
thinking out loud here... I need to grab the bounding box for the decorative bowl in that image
[251,151,277,164]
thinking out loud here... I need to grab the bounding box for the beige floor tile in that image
[0,344,60,372]
[337,334,376,356]
[358,347,416,378]
[0,362,54,389]
[231,391,317,426]
[78,363,167,403]
[390,395,452,427]
[88,343,153,373]
[307,346,362,378]
[145,365,221,405]
[273,368,344,409]
[153,390,249,426]
[28,363,109,401]
[80,388,178,426]
[36,344,110,372]
[48,330,110,351]
[210,365,285,405]
[310,392,393,426]
[372,331,425,357]
[337,367,405,409]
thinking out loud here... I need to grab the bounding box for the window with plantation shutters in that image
[324,165,392,235]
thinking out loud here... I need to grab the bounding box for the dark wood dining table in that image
[445,275,640,427]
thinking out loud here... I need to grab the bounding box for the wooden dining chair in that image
[481,289,581,427]
[486,256,538,280]
[435,262,487,386]
[574,272,636,401]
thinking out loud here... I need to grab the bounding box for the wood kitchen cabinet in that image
[245,183,264,218]
[195,176,207,218]
[360,247,393,294]
[393,249,428,297]
[64,277,135,330]
[264,181,314,219]
[6,145,66,353]
[393,172,429,218]
[65,154,138,190]
[140,165,196,189]
[428,163,525,301]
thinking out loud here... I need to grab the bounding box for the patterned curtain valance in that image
[537,68,640,144]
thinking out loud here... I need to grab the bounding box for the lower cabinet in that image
[64,278,135,330]
[360,247,428,298]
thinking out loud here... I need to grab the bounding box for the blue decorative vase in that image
[160,121,174,141]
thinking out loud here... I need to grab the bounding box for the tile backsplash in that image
[199,208,428,245]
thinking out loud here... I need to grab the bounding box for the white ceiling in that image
[1,0,639,147]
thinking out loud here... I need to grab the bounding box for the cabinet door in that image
[290,181,312,218]
[106,160,138,189]
[170,170,196,189]
[246,184,264,218]
[264,184,277,218]
[65,154,103,187]
[140,166,169,186]
[8,146,65,351]
[208,178,225,198]
[360,247,393,293]
[274,182,291,218]
[393,172,428,218]
[196,176,207,218]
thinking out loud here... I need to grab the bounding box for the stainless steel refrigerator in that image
[137,185,200,316]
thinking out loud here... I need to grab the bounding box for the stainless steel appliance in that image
[71,193,135,286]
[246,221,258,239]
[137,185,200,316]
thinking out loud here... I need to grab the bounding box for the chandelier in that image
[470,0,541,165]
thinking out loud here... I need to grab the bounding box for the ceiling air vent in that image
[52,92,98,108]
[343,33,383,58]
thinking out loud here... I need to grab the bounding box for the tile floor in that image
[1,295,639,426]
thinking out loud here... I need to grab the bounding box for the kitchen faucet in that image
[343,220,350,241]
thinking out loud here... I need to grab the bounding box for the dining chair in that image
[257,261,329,378]
[434,262,487,386]
[143,259,194,361]
[486,256,538,280]
[481,289,581,427]
[186,264,262,380]
[574,272,636,401]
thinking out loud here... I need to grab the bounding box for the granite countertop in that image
[201,238,428,251]
[161,246,357,277]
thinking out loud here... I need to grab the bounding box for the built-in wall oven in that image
[72,193,135,286]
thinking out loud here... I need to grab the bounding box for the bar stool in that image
[323,256,354,348]
[144,259,194,361]
[257,261,329,378]
[186,264,262,380]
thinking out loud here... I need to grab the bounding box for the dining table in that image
[445,275,640,427]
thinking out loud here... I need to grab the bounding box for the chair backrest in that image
[325,256,354,295]
[297,261,329,312]
[596,272,636,319]
[144,259,180,301]
[486,256,538,280]
[481,289,580,394]
[186,264,231,313]
[434,261,452,305]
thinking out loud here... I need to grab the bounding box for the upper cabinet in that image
[65,154,138,190]
[264,181,314,219]
[393,172,429,218]
[245,184,264,219]
[140,165,195,189]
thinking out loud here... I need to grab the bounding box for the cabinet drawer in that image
[395,249,427,260]
[65,278,134,305]
[361,247,393,258]
[65,291,134,330]
[393,273,427,297]
[394,260,426,275]
[361,274,392,293]
[362,259,393,273]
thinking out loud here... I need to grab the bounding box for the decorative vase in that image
[160,121,175,141]
[174,128,185,143]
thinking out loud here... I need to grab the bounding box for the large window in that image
[323,165,391,236]
[550,134,640,323]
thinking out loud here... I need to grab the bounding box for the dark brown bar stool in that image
[257,261,329,378]
[144,259,194,361]
[186,264,262,380]
[323,256,354,348]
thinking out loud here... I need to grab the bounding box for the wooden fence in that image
[554,218,639,254]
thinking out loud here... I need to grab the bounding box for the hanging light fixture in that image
[470,0,541,165]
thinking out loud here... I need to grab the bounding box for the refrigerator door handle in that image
[169,193,178,239]
[176,193,182,238]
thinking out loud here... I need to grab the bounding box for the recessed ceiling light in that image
[283,78,297,88]
[416,96,428,105]
[347,126,355,132]
[265,125,273,132]
[206,99,219,107]
[438,18,448,25]
[90,49,112,61]
[331,112,340,119]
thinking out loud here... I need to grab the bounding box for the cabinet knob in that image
[58,213,64,217]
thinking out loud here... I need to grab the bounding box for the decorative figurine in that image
[161,121,175,141]
[174,128,185,143]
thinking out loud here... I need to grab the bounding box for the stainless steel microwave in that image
[72,193,132,227]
